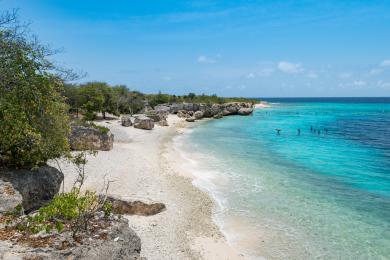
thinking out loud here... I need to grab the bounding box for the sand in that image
[54,115,245,260]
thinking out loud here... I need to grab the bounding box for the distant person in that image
[318,130,321,135]
[297,129,301,135]
[310,126,313,132]
[275,129,281,135]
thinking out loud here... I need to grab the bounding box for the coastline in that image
[55,115,245,259]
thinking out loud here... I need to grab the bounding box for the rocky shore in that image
[0,103,253,259]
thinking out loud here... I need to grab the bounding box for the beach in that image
[55,115,245,260]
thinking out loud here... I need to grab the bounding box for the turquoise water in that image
[176,99,390,259]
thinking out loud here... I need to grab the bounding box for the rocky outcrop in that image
[0,179,23,214]
[238,107,254,115]
[0,217,142,260]
[106,196,166,216]
[157,118,169,126]
[213,112,223,119]
[70,125,114,151]
[0,166,63,212]
[134,115,154,130]
[145,110,168,123]
[121,115,133,127]
[186,117,195,122]
[194,111,204,120]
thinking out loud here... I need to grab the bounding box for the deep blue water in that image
[177,98,390,259]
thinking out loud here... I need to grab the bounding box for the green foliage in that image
[21,188,100,236]
[102,201,112,218]
[71,119,109,134]
[0,11,71,168]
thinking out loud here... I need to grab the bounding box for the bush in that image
[18,188,112,236]
[0,11,71,168]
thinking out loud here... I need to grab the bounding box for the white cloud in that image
[258,68,274,77]
[338,72,352,79]
[352,80,366,87]
[338,80,367,88]
[246,73,256,79]
[369,68,383,75]
[377,80,390,89]
[197,55,217,64]
[278,61,304,74]
[306,71,318,79]
[380,59,390,67]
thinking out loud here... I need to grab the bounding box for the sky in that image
[2,0,390,97]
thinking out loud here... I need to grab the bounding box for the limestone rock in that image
[145,110,168,122]
[186,117,196,122]
[157,118,169,126]
[121,115,133,127]
[237,107,254,115]
[106,196,166,216]
[194,111,204,120]
[0,218,142,260]
[213,113,223,119]
[134,115,154,130]
[0,179,23,214]
[0,165,63,212]
[70,125,114,151]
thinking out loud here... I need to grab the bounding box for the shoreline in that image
[55,115,245,259]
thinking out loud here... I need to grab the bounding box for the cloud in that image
[197,55,217,64]
[380,59,390,67]
[278,61,304,74]
[369,68,383,75]
[258,68,274,77]
[338,80,367,88]
[246,73,256,79]
[306,71,318,79]
[338,72,352,79]
[352,80,366,86]
[377,80,390,89]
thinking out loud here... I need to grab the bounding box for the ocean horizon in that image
[175,97,390,259]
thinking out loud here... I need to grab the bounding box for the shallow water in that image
[175,98,390,259]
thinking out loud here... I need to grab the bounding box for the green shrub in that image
[20,188,109,236]
[0,11,71,168]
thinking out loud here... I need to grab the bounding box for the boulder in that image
[213,113,223,119]
[158,118,169,126]
[134,115,154,130]
[106,196,166,216]
[154,104,170,113]
[222,103,240,116]
[194,111,204,120]
[177,110,188,118]
[169,103,184,114]
[238,107,254,115]
[145,110,168,122]
[0,217,142,260]
[70,125,114,151]
[0,165,63,212]
[186,117,196,122]
[0,179,23,214]
[121,115,133,127]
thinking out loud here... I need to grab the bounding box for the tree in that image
[0,10,71,168]
[78,82,116,119]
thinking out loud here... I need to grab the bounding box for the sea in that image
[174,97,390,259]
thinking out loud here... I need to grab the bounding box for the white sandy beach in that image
[55,115,245,260]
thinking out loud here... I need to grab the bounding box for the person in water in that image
[310,126,313,132]
[318,130,321,135]
[275,129,281,135]
[297,129,301,135]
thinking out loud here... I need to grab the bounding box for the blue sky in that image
[2,0,390,97]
